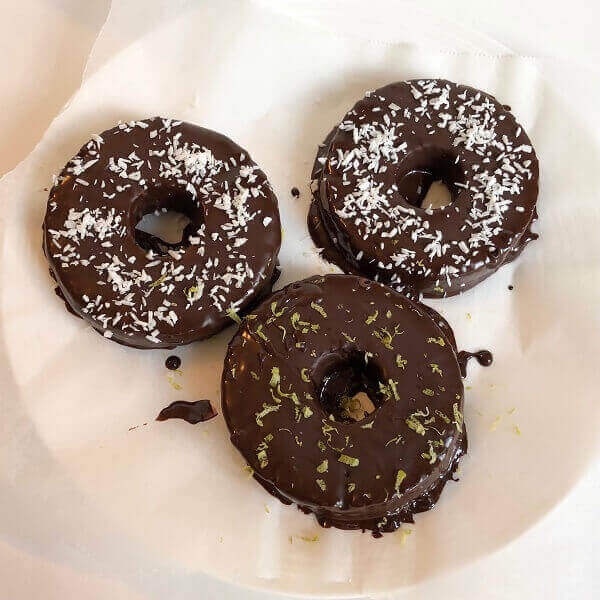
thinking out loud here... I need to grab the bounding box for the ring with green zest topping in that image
[222,274,466,536]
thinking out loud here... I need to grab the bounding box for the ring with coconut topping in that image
[222,274,466,535]
[43,117,281,348]
[309,79,539,298]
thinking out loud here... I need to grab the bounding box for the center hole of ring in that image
[132,185,203,254]
[396,147,464,210]
[317,350,386,423]
[136,211,191,244]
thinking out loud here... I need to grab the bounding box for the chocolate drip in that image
[156,400,217,424]
[457,350,493,377]
[165,355,181,370]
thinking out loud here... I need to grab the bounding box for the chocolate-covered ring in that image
[43,117,281,348]
[222,274,465,535]
[309,79,539,298]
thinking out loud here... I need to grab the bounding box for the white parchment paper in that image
[1,1,600,597]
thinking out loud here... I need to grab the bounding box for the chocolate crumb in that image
[165,355,181,370]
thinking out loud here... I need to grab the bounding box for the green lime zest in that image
[421,441,437,464]
[257,450,268,468]
[316,479,327,491]
[270,301,285,317]
[435,409,450,424]
[338,454,359,467]
[185,285,199,301]
[255,403,280,426]
[430,363,443,376]
[385,434,403,446]
[276,383,300,405]
[255,324,268,341]
[394,470,407,494]
[291,312,319,334]
[373,327,393,349]
[366,309,378,324]
[149,273,168,289]
[406,407,430,436]
[316,459,328,473]
[226,307,242,324]
[256,433,274,468]
[453,402,463,431]
[302,405,313,419]
[310,301,328,318]
[269,367,280,388]
[396,354,408,369]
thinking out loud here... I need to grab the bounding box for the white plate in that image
[1,2,599,597]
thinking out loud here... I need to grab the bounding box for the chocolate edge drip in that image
[49,259,282,350]
[254,429,467,537]
[457,350,494,378]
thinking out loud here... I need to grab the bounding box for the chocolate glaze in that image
[457,350,493,377]
[222,274,466,535]
[309,80,539,299]
[43,117,281,348]
[165,355,181,370]
[156,399,217,424]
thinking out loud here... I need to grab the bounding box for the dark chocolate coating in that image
[309,79,539,298]
[222,274,466,535]
[43,117,281,348]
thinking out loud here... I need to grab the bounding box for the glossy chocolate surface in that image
[43,117,281,348]
[309,79,539,298]
[222,274,466,535]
